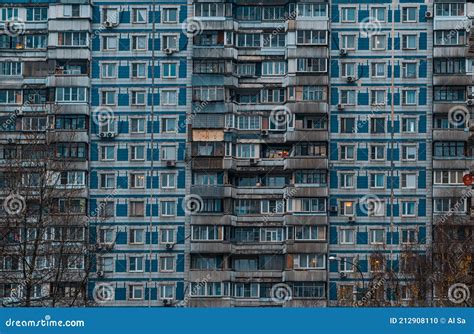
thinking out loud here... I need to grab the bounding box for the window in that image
[434,58,465,75]
[190,282,222,297]
[341,35,356,50]
[101,63,117,79]
[340,173,355,189]
[402,62,417,78]
[401,229,417,244]
[402,34,417,50]
[129,201,145,217]
[296,30,327,45]
[132,8,146,23]
[434,142,465,157]
[294,226,325,241]
[402,7,417,22]
[434,30,466,46]
[367,199,384,216]
[100,145,114,161]
[340,90,356,105]
[26,7,48,21]
[159,285,175,299]
[297,3,327,17]
[237,115,260,130]
[371,90,385,105]
[434,170,467,185]
[193,87,224,101]
[131,91,146,105]
[371,35,386,50]
[434,198,467,214]
[160,257,175,272]
[99,228,114,244]
[161,173,176,189]
[161,200,176,217]
[161,117,177,133]
[340,229,355,244]
[402,201,416,217]
[0,62,21,76]
[162,62,177,78]
[58,32,87,46]
[103,8,118,24]
[297,254,326,269]
[297,58,327,73]
[302,86,325,101]
[341,7,356,22]
[263,33,286,47]
[160,228,175,243]
[130,173,145,189]
[59,171,86,188]
[100,173,115,189]
[161,145,176,161]
[262,61,286,75]
[371,62,385,78]
[370,173,384,188]
[192,226,222,241]
[56,87,87,103]
[370,118,385,134]
[55,143,86,159]
[162,7,178,23]
[371,7,386,22]
[103,36,117,51]
[129,228,145,244]
[132,35,147,51]
[64,5,80,17]
[402,118,416,133]
[340,201,355,216]
[163,35,178,50]
[435,3,465,17]
[55,116,86,130]
[402,90,417,105]
[0,90,21,104]
[130,118,145,133]
[130,145,145,161]
[402,145,417,160]
[401,173,417,189]
[132,63,146,78]
[289,198,326,213]
[341,117,355,133]
[341,63,356,77]
[341,145,355,160]
[22,117,47,131]
[101,91,116,105]
[434,87,465,102]
[129,256,144,272]
[340,257,354,272]
[370,229,385,244]
[99,257,113,272]
[161,90,177,106]
[129,285,144,300]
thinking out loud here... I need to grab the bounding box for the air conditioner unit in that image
[165,243,175,250]
[97,271,104,277]
[261,129,269,136]
[7,138,14,144]
[348,216,356,223]
[162,298,172,306]
[339,49,348,56]
[166,160,176,167]
[337,104,345,111]
[425,11,433,19]
[346,76,355,83]
[466,99,474,106]
[164,48,174,55]
[104,21,114,28]
[99,132,116,138]
[340,272,347,278]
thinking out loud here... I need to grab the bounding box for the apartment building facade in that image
[0,0,91,305]
[88,0,190,306]
[0,0,472,308]
[188,0,330,307]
